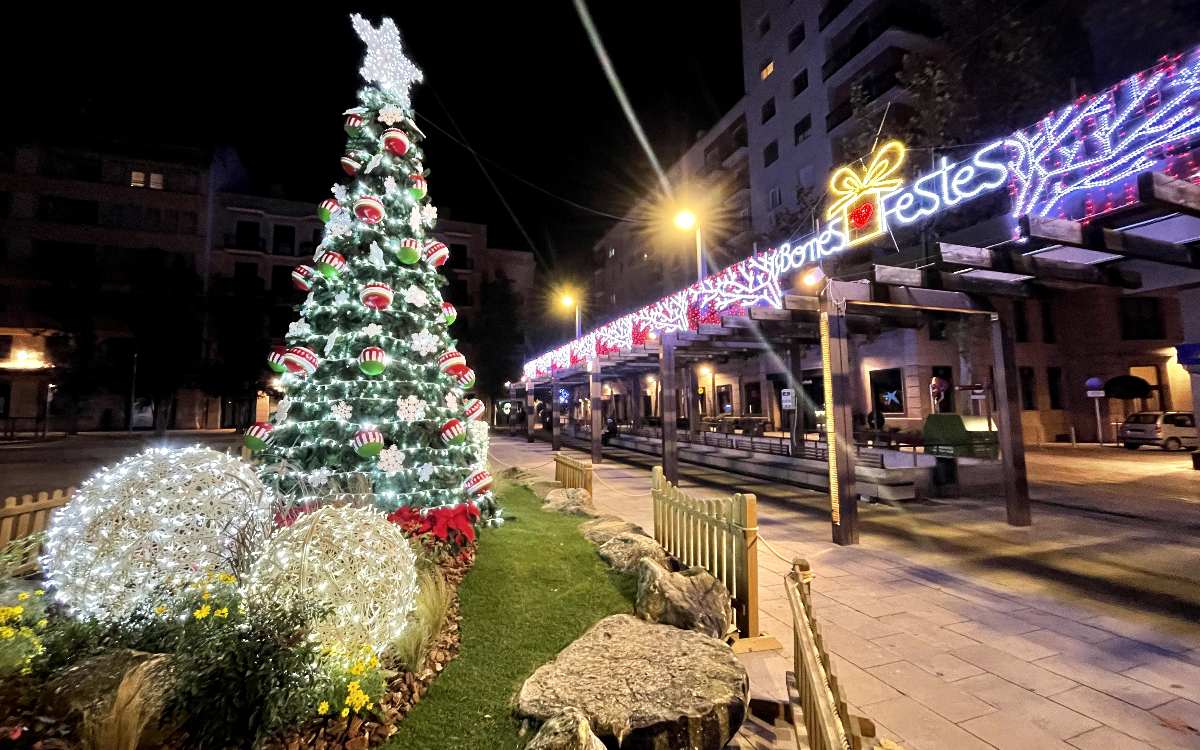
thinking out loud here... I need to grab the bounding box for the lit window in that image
[760,60,774,80]
[130,171,145,188]
[149,172,164,190]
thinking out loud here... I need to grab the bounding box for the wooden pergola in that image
[518,171,1200,545]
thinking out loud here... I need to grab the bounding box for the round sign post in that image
[1085,377,1105,446]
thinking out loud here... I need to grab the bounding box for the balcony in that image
[822,5,938,81]
[225,233,265,252]
[721,145,748,170]
[826,64,902,132]
[819,0,853,30]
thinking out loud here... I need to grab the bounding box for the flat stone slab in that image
[579,516,647,546]
[517,614,748,749]
[597,532,669,574]
[543,487,597,516]
[526,708,606,750]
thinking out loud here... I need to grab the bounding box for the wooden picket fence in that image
[1,489,72,576]
[651,466,779,652]
[553,452,593,494]
[756,559,879,750]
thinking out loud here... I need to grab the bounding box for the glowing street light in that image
[673,208,705,283]
[559,291,581,338]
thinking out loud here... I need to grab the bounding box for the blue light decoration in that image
[524,48,1200,380]
[557,387,570,405]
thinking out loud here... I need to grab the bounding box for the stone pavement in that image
[489,435,1200,750]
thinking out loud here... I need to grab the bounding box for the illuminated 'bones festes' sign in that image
[524,48,1200,380]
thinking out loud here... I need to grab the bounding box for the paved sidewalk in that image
[490,436,1200,750]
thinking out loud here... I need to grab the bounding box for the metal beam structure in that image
[660,333,679,484]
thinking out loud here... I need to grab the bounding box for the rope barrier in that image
[486,451,557,473]
[757,533,798,567]
[589,470,653,499]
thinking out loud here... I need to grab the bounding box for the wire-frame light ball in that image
[248,505,418,654]
[44,446,273,622]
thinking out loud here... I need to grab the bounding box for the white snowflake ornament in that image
[326,212,353,238]
[416,463,434,482]
[378,105,405,126]
[351,14,424,110]
[410,330,438,356]
[383,175,398,195]
[378,445,406,476]
[403,285,429,307]
[444,392,459,410]
[273,398,293,424]
[365,152,383,174]
[362,323,384,338]
[420,204,438,227]
[395,395,427,422]
[368,242,386,269]
[331,401,353,421]
[288,320,312,338]
[408,205,423,234]
[324,328,341,356]
[331,184,350,204]
[333,291,350,306]
[308,467,333,487]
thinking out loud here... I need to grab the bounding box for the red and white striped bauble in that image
[440,418,467,445]
[463,398,485,421]
[344,113,364,134]
[423,240,449,267]
[244,421,274,452]
[464,469,494,496]
[408,174,428,199]
[438,350,466,373]
[353,195,386,224]
[382,128,410,156]
[317,250,347,279]
[318,198,340,222]
[267,346,287,374]
[454,367,476,390]
[283,346,320,377]
[397,237,422,265]
[441,301,457,325]
[340,151,366,175]
[359,282,393,310]
[353,429,385,458]
[358,346,387,376]
[291,264,316,291]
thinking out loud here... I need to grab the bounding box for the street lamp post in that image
[560,293,581,338]
[673,209,704,283]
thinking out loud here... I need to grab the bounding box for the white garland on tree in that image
[467,419,490,471]
[44,447,273,622]
[249,505,418,653]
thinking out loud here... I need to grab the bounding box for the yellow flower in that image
[193,604,211,620]
[317,701,330,715]
[36,619,48,629]
[34,589,44,597]
[349,661,365,676]
[17,592,29,601]
[217,573,237,584]
[154,605,168,616]
[0,606,23,624]
[201,592,211,600]
[340,707,349,718]
[214,607,229,619]
[0,626,14,639]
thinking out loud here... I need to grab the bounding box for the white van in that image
[1119,411,1198,451]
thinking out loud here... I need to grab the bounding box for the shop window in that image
[717,384,733,414]
[1119,297,1164,340]
[869,368,904,415]
[1047,366,1063,410]
[744,382,763,414]
[1019,367,1036,410]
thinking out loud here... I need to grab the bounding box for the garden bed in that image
[386,480,636,749]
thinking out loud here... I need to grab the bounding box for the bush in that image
[0,588,49,677]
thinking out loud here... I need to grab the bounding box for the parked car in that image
[1119,411,1198,451]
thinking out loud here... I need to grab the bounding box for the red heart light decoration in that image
[849,201,874,229]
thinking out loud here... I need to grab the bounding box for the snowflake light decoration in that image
[377,445,406,476]
[420,204,438,227]
[333,291,350,306]
[368,242,386,269]
[408,205,423,234]
[362,323,384,338]
[383,175,398,195]
[351,14,424,110]
[308,467,333,487]
[44,447,273,622]
[410,330,438,356]
[403,285,429,307]
[444,392,459,410]
[331,401,353,421]
[331,184,349,204]
[396,394,427,422]
[288,320,311,338]
[416,463,434,482]
[378,105,405,125]
[249,505,418,653]
[273,398,293,424]
[326,211,353,238]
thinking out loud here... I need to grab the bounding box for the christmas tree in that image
[247,15,492,512]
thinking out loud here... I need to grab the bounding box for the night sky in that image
[3,4,744,271]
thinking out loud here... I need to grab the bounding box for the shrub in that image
[389,568,453,673]
[0,588,48,677]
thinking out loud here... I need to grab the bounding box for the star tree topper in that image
[351,14,424,110]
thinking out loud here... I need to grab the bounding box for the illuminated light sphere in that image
[249,505,418,653]
[44,446,273,622]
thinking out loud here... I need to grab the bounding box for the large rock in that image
[529,479,565,499]
[636,558,734,640]
[526,708,606,750]
[543,488,596,516]
[44,649,177,749]
[579,516,647,547]
[597,532,669,574]
[517,614,747,749]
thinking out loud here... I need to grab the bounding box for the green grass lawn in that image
[387,481,636,750]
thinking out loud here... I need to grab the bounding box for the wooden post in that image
[822,295,859,545]
[688,366,700,435]
[739,492,761,644]
[631,375,643,430]
[661,333,679,484]
[550,373,562,452]
[990,311,1032,526]
[589,364,603,464]
[788,340,804,443]
[525,384,536,443]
